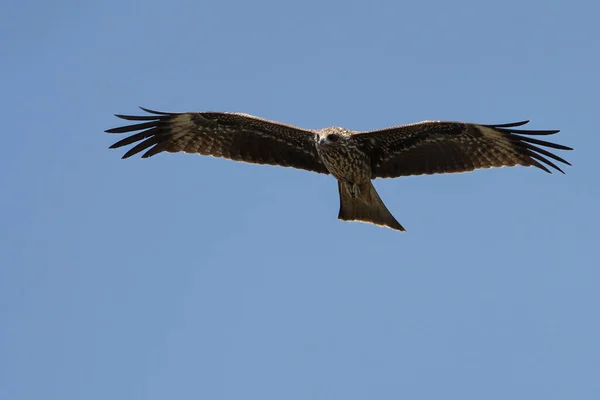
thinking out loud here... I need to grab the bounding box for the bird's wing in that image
[105,107,329,174]
[354,120,572,178]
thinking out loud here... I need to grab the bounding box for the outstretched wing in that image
[105,107,329,174]
[355,120,572,178]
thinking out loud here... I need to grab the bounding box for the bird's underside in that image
[106,107,573,232]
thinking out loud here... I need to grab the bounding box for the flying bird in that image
[106,107,572,231]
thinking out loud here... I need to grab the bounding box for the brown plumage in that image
[106,107,572,231]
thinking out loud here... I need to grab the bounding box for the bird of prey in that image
[106,107,572,231]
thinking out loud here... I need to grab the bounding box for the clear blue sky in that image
[2,0,599,399]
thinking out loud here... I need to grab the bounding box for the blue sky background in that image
[2,0,599,399]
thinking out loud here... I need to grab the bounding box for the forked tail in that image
[337,181,405,232]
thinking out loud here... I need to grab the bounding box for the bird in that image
[105,107,572,231]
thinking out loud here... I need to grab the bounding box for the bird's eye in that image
[327,134,339,142]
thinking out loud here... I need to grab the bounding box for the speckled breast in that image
[318,145,372,183]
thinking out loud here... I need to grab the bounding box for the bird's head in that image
[317,127,352,147]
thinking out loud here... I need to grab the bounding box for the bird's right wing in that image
[105,107,330,174]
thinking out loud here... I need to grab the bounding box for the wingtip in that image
[485,120,531,128]
[138,106,172,115]
[512,120,530,127]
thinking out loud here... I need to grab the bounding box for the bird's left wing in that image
[354,120,572,178]
[106,107,329,174]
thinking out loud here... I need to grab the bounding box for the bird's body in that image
[106,107,572,231]
[316,127,371,185]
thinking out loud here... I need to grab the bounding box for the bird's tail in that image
[337,181,405,232]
